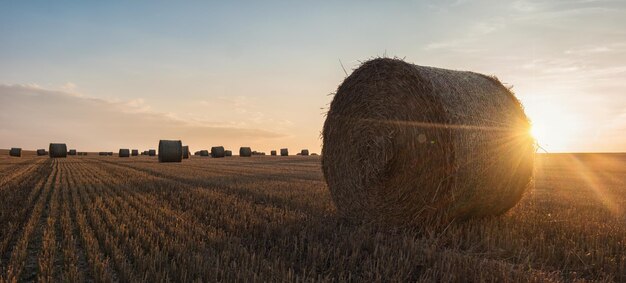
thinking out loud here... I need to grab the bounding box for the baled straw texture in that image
[148,149,156,156]
[200,150,209,156]
[158,140,183,163]
[321,58,535,228]
[182,146,190,159]
[36,149,46,156]
[68,149,77,156]
[224,150,232,157]
[211,146,225,158]
[132,149,139,156]
[239,147,252,157]
[301,149,309,156]
[119,149,130,157]
[49,143,67,158]
[280,148,288,156]
[9,148,22,157]
[271,150,277,156]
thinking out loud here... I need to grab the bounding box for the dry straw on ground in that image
[322,58,535,228]
[158,140,183,163]
[240,147,252,157]
[9,148,21,157]
[211,146,225,158]
[49,143,67,158]
[119,149,130,157]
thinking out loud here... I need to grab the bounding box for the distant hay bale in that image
[68,149,77,156]
[158,140,183,163]
[224,150,232,157]
[239,147,252,157]
[322,58,535,227]
[99,152,106,156]
[311,153,318,156]
[211,146,225,158]
[280,148,288,156]
[193,151,200,156]
[107,152,113,156]
[9,148,22,157]
[36,149,46,156]
[300,149,309,156]
[119,149,130,157]
[131,149,139,156]
[148,149,156,156]
[182,146,190,159]
[49,143,67,158]
[199,150,209,156]
[271,150,277,156]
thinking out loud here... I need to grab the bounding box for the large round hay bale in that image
[211,146,225,158]
[300,149,309,156]
[271,150,277,156]
[224,150,232,157]
[280,148,288,156]
[158,140,182,162]
[199,150,209,156]
[9,148,22,157]
[119,149,130,157]
[148,149,156,156]
[182,146,190,159]
[239,147,252,157]
[36,149,46,156]
[321,58,535,227]
[49,143,67,158]
[131,149,139,156]
[68,149,77,156]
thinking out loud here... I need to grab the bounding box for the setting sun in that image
[527,102,582,152]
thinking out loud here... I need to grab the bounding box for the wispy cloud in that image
[0,84,286,151]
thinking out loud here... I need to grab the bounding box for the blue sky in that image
[1,0,625,152]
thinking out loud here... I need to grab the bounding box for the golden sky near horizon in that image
[0,1,624,153]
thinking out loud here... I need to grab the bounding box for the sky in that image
[0,0,625,153]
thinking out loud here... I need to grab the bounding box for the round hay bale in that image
[68,149,77,156]
[211,146,225,158]
[119,149,130,157]
[239,147,252,157]
[9,148,22,157]
[158,140,182,162]
[271,150,277,156]
[148,149,156,156]
[300,149,309,156]
[224,150,232,157]
[199,150,209,157]
[49,143,67,158]
[280,148,288,156]
[321,58,535,227]
[107,152,113,156]
[182,146,190,159]
[36,149,46,156]
[131,149,139,156]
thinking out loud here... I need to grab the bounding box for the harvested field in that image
[0,152,624,282]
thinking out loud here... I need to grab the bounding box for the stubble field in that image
[0,152,624,282]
